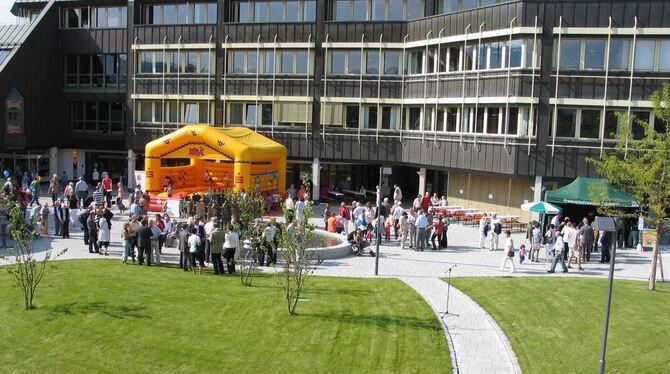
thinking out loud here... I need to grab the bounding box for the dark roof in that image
[11,0,48,16]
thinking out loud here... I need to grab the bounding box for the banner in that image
[134,171,145,189]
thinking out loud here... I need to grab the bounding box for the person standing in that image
[136,219,153,266]
[208,221,225,275]
[338,202,351,235]
[565,222,583,270]
[530,222,542,262]
[92,185,104,207]
[261,220,276,266]
[498,231,516,273]
[393,203,404,240]
[323,203,331,230]
[63,182,75,204]
[48,174,60,203]
[150,222,162,264]
[101,173,113,208]
[178,223,191,271]
[393,184,402,204]
[579,218,594,262]
[53,201,63,237]
[87,211,99,254]
[122,223,133,264]
[116,181,125,213]
[223,224,240,274]
[98,214,111,256]
[60,203,70,239]
[204,216,217,263]
[415,210,429,252]
[599,230,612,263]
[420,192,431,212]
[479,213,489,249]
[489,213,501,251]
[188,227,202,274]
[92,167,100,185]
[429,214,444,250]
[127,214,140,262]
[75,177,88,209]
[547,231,569,273]
[399,212,410,249]
[544,224,556,263]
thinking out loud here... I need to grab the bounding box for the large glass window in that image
[366,51,379,75]
[489,42,502,69]
[352,0,367,21]
[584,39,605,70]
[67,53,126,87]
[262,51,275,74]
[269,1,283,22]
[63,6,126,28]
[345,106,359,128]
[335,0,351,21]
[634,40,655,71]
[286,1,300,22]
[280,51,294,74]
[381,107,398,129]
[579,109,601,139]
[464,45,475,71]
[659,40,670,71]
[508,40,522,68]
[330,51,346,74]
[372,0,386,20]
[604,110,620,139]
[384,51,400,75]
[446,107,458,132]
[304,0,316,21]
[559,38,581,69]
[73,101,124,134]
[406,0,423,19]
[296,51,309,74]
[556,108,577,137]
[388,0,403,20]
[477,44,487,70]
[348,51,361,74]
[608,39,630,71]
[254,1,268,22]
[506,107,519,135]
[407,107,421,130]
[486,108,500,134]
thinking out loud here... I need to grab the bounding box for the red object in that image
[234,174,244,184]
[421,197,431,211]
[102,177,112,191]
[339,206,351,220]
[189,147,205,157]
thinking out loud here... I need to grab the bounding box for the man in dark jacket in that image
[136,219,153,266]
[87,210,99,254]
[178,223,190,271]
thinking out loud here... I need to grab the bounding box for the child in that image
[518,244,526,264]
[384,216,393,242]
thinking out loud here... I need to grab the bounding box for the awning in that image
[545,177,639,208]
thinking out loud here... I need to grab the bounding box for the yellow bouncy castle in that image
[143,125,286,197]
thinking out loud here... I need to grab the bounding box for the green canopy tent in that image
[545,177,639,208]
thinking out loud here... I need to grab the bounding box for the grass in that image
[449,277,670,374]
[0,260,449,373]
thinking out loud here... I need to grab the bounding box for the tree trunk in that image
[648,230,660,291]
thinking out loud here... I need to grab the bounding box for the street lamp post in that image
[595,217,618,374]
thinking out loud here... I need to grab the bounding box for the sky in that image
[0,0,15,23]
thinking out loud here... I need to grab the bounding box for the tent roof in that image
[145,125,286,161]
[545,177,639,208]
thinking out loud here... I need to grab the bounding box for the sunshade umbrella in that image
[521,201,562,214]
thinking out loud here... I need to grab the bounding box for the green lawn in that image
[450,277,670,374]
[0,260,449,373]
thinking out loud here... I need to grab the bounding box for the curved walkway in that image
[2,204,667,374]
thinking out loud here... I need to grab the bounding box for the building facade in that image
[2,0,670,219]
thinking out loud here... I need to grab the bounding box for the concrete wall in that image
[447,171,535,222]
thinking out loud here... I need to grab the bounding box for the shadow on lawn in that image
[304,312,440,331]
[47,301,149,320]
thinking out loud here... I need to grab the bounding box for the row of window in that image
[552,108,666,140]
[138,101,214,124]
[144,2,217,25]
[228,50,312,75]
[554,38,670,72]
[65,54,128,87]
[332,0,424,21]
[230,0,316,23]
[137,51,214,74]
[227,102,312,126]
[438,0,503,14]
[70,101,125,134]
[61,7,127,29]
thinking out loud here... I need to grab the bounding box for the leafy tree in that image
[0,195,66,309]
[275,204,323,315]
[588,83,670,291]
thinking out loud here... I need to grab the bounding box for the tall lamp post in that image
[374,166,392,276]
[594,216,617,374]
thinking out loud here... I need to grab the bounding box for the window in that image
[72,101,124,134]
[230,103,244,124]
[632,111,649,140]
[659,41,670,71]
[380,107,398,129]
[348,51,361,74]
[634,40,655,71]
[231,51,245,73]
[388,0,403,20]
[608,39,630,71]
[436,109,446,131]
[439,0,459,13]
[63,6,126,28]
[462,0,477,10]
[330,51,346,74]
[332,0,424,21]
[464,45,475,71]
[262,51,275,74]
[234,1,251,22]
[604,110,620,139]
[246,103,258,125]
[384,51,400,75]
[584,39,605,70]
[407,107,421,130]
[579,109,600,139]
[446,107,458,132]
[254,1,268,22]
[145,2,216,24]
[489,42,502,69]
[477,43,487,70]
[486,108,500,134]
[424,107,434,131]
[296,51,309,74]
[559,38,580,69]
[66,53,127,87]
[506,107,519,135]
[345,106,359,128]
[183,103,198,123]
[286,1,300,22]
[408,50,423,74]
[474,108,485,133]
[303,1,316,21]
[654,113,668,134]
[556,108,576,137]
[366,51,379,75]
[280,51,294,74]
[507,40,522,68]
[406,0,423,19]
[261,104,273,126]
[372,0,386,20]
[364,107,377,129]
[352,0,367,21]
[448,47,460,71]
[335,0,352,21]
[269,1,283,22]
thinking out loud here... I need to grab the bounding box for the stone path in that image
[2,199,668,374]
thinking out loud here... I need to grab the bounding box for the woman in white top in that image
[223,226,240,274]
[98,217,111,256]
[188,227,202,274]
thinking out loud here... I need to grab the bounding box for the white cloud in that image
[0,0,17,24]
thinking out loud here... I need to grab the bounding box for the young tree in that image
[275,204,323,315]
[0,195,66,309]
[588,83,670,291]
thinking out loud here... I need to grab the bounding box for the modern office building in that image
[2,0,670,219]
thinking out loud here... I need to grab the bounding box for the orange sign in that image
[146,170,154,178]
[189,147,205,157]
[234,174,244,184]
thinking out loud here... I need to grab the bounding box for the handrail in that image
[473,21,486,152]
[625,16,638,158]
[528,16,538,155]
[503,18,517,154]
[422,29,432,144]
[599,17,612,158]
[459,24,471,150]
[434,28,445,146]
[551,17,562,162]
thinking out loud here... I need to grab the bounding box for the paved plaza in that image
[2,200,667,374]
